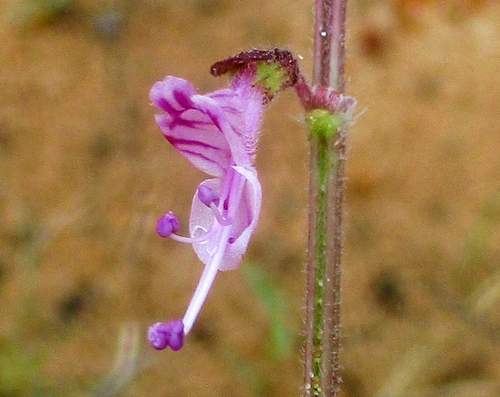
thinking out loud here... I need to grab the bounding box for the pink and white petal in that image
[190,178,222,267]
[226,74,264,161]
[218,166,262,271]
[150,77,197,112]
[208,87,263,165]
[232,166,262,230]
[155,111,231,177]
[151,77,232,177]
[190,94,252,168]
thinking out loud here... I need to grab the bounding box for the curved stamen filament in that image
[170,225,217,244]
[209,202,233,226]
[182,169,247,334]
[182,225,232,334]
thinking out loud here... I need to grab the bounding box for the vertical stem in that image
[313,0,347,91]
[321,132,345,396]
[304,0,348,396]
[304,134,331,397]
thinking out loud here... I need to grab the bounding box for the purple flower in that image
[148,66,263,351]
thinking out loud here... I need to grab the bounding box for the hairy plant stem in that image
[313,0,347,90]
[303,0,348,396]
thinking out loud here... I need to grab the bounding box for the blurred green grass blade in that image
[243,264,294,361]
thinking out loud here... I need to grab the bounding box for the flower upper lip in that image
[150,72,263,176]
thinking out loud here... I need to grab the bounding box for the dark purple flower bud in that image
[148,320,185,351]
[210,48,302,103]
[197,185,219,207]
[156,212,180,238]
[210,48,299,88]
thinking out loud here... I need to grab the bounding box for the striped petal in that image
[150,77,233,177]
[150,76,261,176]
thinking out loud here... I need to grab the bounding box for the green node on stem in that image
[306,109,341,139]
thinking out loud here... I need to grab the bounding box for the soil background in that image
[1,0,500,396]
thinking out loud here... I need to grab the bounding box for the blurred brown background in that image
[1,0,500,396]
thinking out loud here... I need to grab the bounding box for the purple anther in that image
[148,320,185,351]
[156,212,180,238]
[197,185,219,207]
